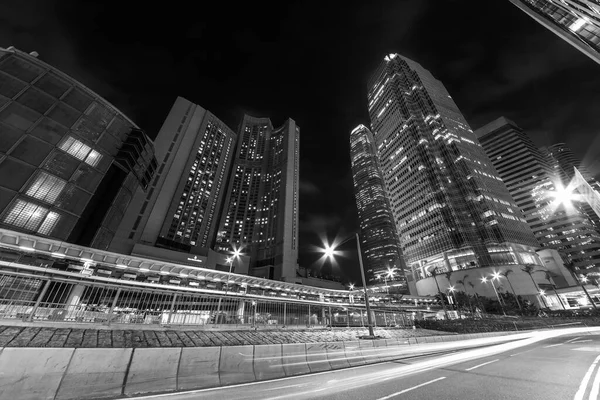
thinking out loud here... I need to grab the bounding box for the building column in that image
[443,252,452,272]
[510,245,524,264]
[237,300,245,324]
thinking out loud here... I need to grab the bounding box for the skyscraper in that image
[546,142,600,230]
[113,101,300,279]
[509,0,600,65]
[110,97,239,267]
[367,54,540,290]
[215,115,300,282]
[0,46,156,248]
[476,117,600,271]
[350,124,408,290]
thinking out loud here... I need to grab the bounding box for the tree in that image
[456,275,474,315]
[521,264,547,308]
[501,270,522,312]
[565,262,597,310]
[538,270,566,310]
[468,280,485,315]
[431,269,449,319]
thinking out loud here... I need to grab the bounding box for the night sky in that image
[3,0,600,283]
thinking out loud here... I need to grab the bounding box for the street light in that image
[320,233,376,338]
[482,275,506,316]
[225,248,243,293]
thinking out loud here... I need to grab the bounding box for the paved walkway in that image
[0,325,449,348]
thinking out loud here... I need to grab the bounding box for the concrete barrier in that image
[325,342,350,370]
[55,348,132,400]
[254,344,285,381]
[343,341,365,366]
[0,329,533,400]
[305,343,332,372]
[282,343,310,376]
[177,347,221,390]
[219,345,255,385]
[0,348,74,400]
[125,348,181,396]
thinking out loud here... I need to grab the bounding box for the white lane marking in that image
[572,340,593,344]
[376,377,446,400]
[544,343,564,348]
[589,361,600,400]
[510,349,535,357]
[262,384,305,391]
[465,359,500,371]
[573,347,600,352]
[574,354,600,400]
[566,337,583,343]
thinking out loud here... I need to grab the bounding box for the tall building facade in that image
[0,46,156,248]
[476,117,600,272]
[546,142,600,230]
[509,0,600,65]
[110,97,237,257]
[349,124,408,290]
[367,54,540,286]
[215,115,300,282]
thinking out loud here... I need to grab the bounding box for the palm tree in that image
[468,280,485,315]
[457,275,474,314]
[565,262,597,310]
[430,269,449,319]
[538,270,566,310]
[501,270,522,312]
[521,264,548,308]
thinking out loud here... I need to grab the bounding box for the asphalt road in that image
[132,329,600,400]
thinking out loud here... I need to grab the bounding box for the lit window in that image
[2,199,61,235]
[25,172,67,203]
[59,136,103,167]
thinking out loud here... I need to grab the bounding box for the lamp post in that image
[581,275,599,309]
[225,248,242,293]
[447,286,459,317]
[322,233,376,338]
[482,275,506,316]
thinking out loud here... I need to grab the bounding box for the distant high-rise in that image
[215,115,300,281]
[476,117,600,271]
[367,54,539,289]
[509,0,600,65]
[110,97,237,258]
[0,46,156,248]
[349,124,408,290]
[546,143,600,230]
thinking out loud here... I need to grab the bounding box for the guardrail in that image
[0,267,413,329]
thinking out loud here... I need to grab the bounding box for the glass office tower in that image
[0,46,156,248]
[367,54,539,284]
[509,0,600,65]
[215,115,300,282]
[350,124,408,291]
[477,117,600,272]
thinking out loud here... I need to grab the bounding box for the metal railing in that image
[0,268,414,329]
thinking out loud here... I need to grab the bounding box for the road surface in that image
[132,329,600,400]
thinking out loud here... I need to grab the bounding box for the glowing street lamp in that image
[482,275,506,316]
[320,233,376,338]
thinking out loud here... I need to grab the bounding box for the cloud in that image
[299,180,320,195]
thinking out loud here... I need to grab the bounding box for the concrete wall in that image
[0,332,521,400]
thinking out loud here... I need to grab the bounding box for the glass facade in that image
[0,46,155,247]
[216,115,300,281]
[350,124,408,291]
[367,54,539,282]
[510,0,600,64]
[477,118,600,272]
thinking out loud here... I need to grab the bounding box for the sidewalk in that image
[0,324,450,348]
